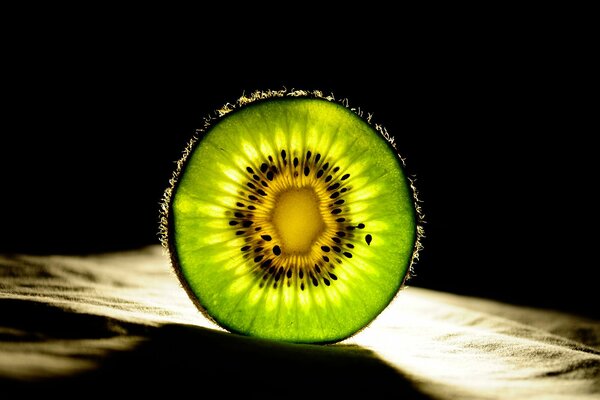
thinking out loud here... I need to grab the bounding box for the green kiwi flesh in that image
[162,91,419,343]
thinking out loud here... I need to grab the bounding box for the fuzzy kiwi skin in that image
[160,89,423,344]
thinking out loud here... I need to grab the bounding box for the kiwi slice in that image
[161,90,421,343]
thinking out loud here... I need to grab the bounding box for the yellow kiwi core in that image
[271,187,325,254]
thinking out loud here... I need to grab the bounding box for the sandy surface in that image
[1,246,598,398]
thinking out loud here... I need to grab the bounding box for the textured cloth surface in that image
[1,247,598,398]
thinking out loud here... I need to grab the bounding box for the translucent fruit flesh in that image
[168,96,416,343]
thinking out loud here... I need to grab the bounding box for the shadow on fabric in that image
[0,299,427,397]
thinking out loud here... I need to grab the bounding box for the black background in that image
[1,36,595,318]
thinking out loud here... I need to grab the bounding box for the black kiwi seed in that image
[365,234,372,245]
[273,245,281,256]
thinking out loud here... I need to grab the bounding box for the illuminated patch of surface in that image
[0,249,598,400]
